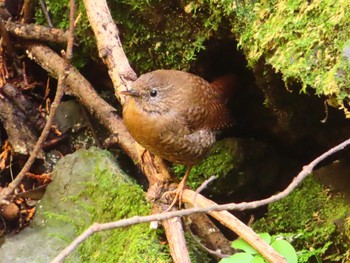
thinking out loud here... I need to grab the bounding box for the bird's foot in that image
[162,178,187,213]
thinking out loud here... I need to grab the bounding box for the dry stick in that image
[193,175,216,206]
[82,1,190,262]
[65,0,75,60]
[21,0,35,24]
[0,0,75,205]
[82,0,137,102]
[26,44,139,161]
[39,0,53,28]
[183,191,282,262]
[52,137,350,262]
[163,216,191,263]
[4,21,68,44]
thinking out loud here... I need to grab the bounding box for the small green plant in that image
[220,233,297,263]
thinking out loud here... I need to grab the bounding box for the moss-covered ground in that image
[253,176,350,262]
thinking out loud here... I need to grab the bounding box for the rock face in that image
[0,147,170,263]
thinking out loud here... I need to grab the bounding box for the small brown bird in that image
[122,70,232,208]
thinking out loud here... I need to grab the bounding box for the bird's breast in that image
[123,99,164,149]
[123,99,215,165]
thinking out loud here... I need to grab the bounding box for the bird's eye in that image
[150,89,157,97]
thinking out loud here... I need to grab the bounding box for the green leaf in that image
[259,233,272,244]
[219,257,233,263]
[232,233,271,255]
[232,239,257,255]
[219,257,235,263]
[251,255,266,263]
[271,239,298,263]
[219,253,254,263]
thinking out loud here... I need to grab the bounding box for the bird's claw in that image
[162,179,187,213]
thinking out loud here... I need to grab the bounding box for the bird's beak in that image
[120,89,140,97]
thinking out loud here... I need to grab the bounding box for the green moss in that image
[185,0,350,115]
[253,176,350,262]
[35,0,97,68]
[45,148,170,262]
[74,155,169,262]
[231,0,350,115]
[107,0,222,73]
[35,1,350,114]
[35,0,232,72]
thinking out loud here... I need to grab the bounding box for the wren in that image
[122,69,232,208]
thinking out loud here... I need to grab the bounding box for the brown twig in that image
[162,216,191,263]
[26,44,140,162]
[65,0,75,61]
[193,175,216,206]
[21,0,35,23]
[4,21,68,44]
[52,137,350,262]
[82,0,137,102]
[39,0,53,28]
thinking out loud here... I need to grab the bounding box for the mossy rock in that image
[253,176,350,262]
[40,147,171,262]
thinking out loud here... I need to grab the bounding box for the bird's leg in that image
[162,165,192,212]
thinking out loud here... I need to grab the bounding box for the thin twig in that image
[39,0,53,28]
[0,0,76,205]
[193,175,216,206]
[52,137,350,262]
[187,226,230,259]
[65,0,75,61]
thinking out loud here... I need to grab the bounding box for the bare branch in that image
[65,0,75,61]
[25,44,139,162]
[163,216,191,263]
[39,0,53,28]
[4,21,68,44]
[83,0,137,101]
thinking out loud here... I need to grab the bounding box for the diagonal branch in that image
[83,0,137,101]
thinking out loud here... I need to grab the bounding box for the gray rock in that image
[0,147,168,263]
